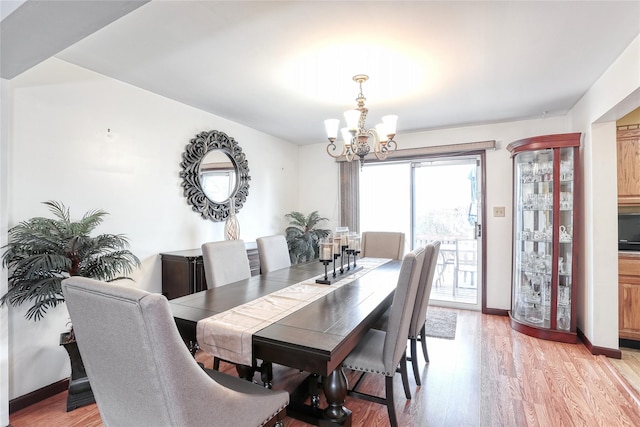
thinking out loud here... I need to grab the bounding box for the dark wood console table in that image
[160,242,259,299]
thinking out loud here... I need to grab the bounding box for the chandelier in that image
[324,74,398,165]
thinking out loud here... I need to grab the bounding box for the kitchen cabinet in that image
[619,252,640,341]
[617,125,640,205]
[507,133,581,343]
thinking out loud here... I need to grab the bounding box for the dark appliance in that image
[619,213,640,251]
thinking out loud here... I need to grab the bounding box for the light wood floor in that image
[609,347,640,398]
[9,310,640,426]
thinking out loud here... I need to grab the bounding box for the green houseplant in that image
[284,211,330,264]
[1,201,140,410]
[1,201,140,321]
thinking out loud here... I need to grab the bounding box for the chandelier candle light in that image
[325,74,398,166]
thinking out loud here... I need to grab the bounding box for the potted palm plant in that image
[284,211,330,264]
[1,201,140,411]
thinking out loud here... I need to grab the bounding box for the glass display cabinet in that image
[507,133,581,343]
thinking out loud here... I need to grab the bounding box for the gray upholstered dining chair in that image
[408,241,440,384]
[361,231,405,260]
[257,234,291,273]
[372,241,441,387]
[202,239,253,370]
[342,246,426,427]
[62,277,288,427]
[201,239,251,288]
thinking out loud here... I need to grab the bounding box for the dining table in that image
[169,257,402,426]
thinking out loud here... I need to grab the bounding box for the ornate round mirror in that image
[180,130,250,221]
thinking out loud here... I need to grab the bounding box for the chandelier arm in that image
[386,139,398,152]
[345,148,356,162]
[366,128,377,142]
[369,128,381,156]
[373,149,389,161]
[326,141,346,159]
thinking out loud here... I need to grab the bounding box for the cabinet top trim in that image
[617,125,640,141]
[507,132,581,156]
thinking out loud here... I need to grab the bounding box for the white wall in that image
[6,58,298,399]
[300,116,570,311]
[297,143,342,231]
[570,34,640,349]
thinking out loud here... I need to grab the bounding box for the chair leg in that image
[213,356,220,371]
[410,337,421,386]
[352,370,367,392]
[399,351,411,400]
[420,324,429,363]
[385,375,398,427]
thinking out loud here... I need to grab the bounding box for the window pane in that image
[359,163,411,248]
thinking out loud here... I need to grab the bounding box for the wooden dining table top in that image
[169,259,402,377]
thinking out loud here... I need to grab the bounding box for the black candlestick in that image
[316,259,333,285]
[346,249,354,270]
[353,250,360,268]
[340,245,348,274]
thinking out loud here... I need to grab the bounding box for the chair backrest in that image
[201,239,251,288]
[361,231,405,260]
[382,247,426,373]
[61,277,286,426]
[409,241,441,338]
[257,234,291,273]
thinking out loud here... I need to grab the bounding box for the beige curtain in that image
[339,161,359,232]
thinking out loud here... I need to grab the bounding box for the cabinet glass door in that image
[512,149,554,327]
[557,147,574,330]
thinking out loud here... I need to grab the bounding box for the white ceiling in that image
[2,1,640,145]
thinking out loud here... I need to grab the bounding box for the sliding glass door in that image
[360,154,483,310]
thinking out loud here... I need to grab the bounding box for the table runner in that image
[196,257,390,365]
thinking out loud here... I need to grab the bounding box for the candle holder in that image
[345,247,354,270]
[340,245,348,273]
[335,226,349,274]
[316,259,334,285]
[316,238,335,285]
[331,237,340,278]
[339,233,362,274]
[343,249,364,275]
[352,233,361,268]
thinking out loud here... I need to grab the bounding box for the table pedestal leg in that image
[321,368,352,426]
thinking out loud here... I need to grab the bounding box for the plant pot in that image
[60,332,95,411]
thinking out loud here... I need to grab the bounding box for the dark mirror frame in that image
[180,130,251,221]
